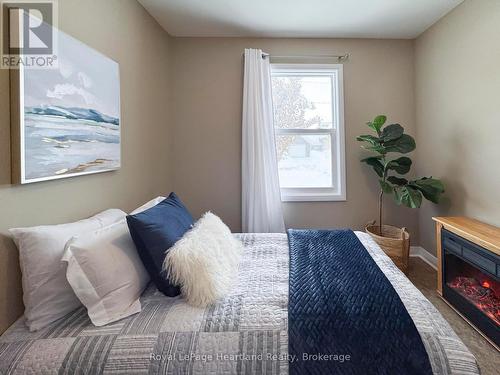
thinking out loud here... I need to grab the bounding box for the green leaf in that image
[356,134,381,146]
[411,177,445,204]
[386,156,412,174]
[373,115,386,128]
[400,186,422,208]
[362,144,387,154]
[393,187,403,205]
[379,180,393,194]
[361,156,384,177]
[387,176,408,186]
[384,134,416,154]
[367,115,386,134]
[381,124,404,142]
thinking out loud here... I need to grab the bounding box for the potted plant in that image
[357,115,445,273]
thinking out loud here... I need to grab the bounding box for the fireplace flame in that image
[448,276,500,326]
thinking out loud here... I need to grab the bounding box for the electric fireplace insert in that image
[442,228,500,348]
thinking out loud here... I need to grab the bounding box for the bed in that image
[0,232,479,374]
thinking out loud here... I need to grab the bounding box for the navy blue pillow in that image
[126,192,194,296]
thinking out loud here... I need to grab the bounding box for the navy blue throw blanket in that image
[287,229,433,375]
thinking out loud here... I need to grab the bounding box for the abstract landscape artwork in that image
[13,28,120,184]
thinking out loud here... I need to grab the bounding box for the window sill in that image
[281,194,346,202]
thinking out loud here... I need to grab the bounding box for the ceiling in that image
[138,0,463,39]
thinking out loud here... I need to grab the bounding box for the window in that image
[271,64,346,201]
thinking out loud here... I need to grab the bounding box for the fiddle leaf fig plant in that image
[357,115,445,233]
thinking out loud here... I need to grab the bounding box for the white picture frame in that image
[10,15,121,184]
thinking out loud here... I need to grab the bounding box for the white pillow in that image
[62,220,149,326]
[163,212,243,307]
[9,209,126,331]
[130,196,165,215]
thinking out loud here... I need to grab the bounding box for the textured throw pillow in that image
[163,212,243,307]
[9,209,126,331]
[126,192,194,297]
[130,196,166,215]
[62,221,150,326]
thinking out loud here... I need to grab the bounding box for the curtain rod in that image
[261,53,350,61]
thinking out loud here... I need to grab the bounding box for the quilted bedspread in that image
[0,232,479,374]
[288,229,433,375]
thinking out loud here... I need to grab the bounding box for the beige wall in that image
[0,0,173,333]
[170,37,419,235]
[415,0,500,255]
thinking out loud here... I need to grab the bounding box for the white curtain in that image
[242,48,285,233]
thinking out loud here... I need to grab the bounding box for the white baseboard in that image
[410,246,438,270]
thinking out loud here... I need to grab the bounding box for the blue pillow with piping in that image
[126,192,194,296]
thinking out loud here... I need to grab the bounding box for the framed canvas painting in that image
[10,20,120,184]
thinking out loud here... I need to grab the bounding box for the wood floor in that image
[408,257,500,375]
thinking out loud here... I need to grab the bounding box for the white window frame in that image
[271,63,346,202]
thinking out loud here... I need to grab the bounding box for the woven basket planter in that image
[365,222,410,274]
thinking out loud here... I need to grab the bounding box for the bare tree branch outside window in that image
[271,77,320,160]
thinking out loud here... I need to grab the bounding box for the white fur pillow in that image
[163,212,242,307]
